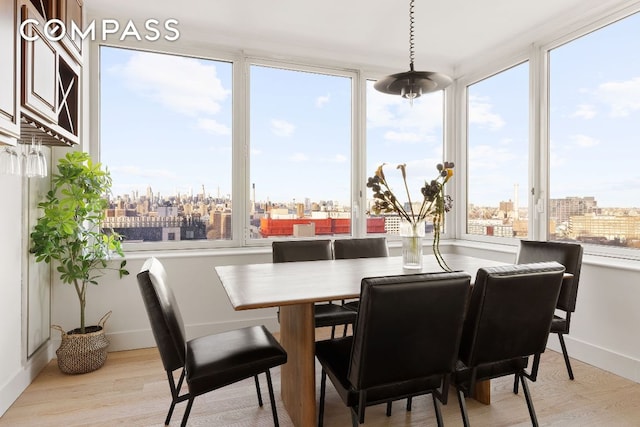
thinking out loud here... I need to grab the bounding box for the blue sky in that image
[100,47,445,206]
[100,10,640,209]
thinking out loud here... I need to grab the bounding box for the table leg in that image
[474,380,491,404]
[279,303,316,427]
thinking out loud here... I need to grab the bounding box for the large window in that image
[365,80,445,236]
[549,12,640,249]
[249,64,352,240]
[100,46,233,244]
[466,62,529,239]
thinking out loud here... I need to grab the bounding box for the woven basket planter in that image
[52,311,111,374]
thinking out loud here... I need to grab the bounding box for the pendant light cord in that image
[409,0,416,71]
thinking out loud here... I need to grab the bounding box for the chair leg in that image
[386,401,392,416]
[265,370,280,427]
[557,333,575,380]
[343,323,349,337]
[165,369,186,425]
[432,394,444,427]
[513,373,520,394]
[406,396,412,411]
[180,396,195,427]
[318,370,327,427]
[457,388,470,427]
[520,374,539,427]
[331,326,336,339]
[357,392,367,424]
[254,375,264,407]
[350,409,359,427]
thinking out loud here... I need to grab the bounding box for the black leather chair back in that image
[458,262,565,367]
[137,257,187,373]
[333,237,389,259]
[516,240,583,312]
[272,239,332,262]
[348,272,471,390]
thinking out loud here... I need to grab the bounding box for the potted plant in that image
[30,151,128,374]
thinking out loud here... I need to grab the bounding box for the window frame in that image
[457,4,640,260]
[89,3,640,261]
[539,6,640,260]
[456,55,533,247]
[92,41,447,252]
[243,57,360,246]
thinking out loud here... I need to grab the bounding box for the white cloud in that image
[571,104,597,120]
[271,119,295,137]
[384,131,422,143]
[468,95,505,130]
[197,118,231,135]
[570,134,599,148]
[112,51,230,117]
[289,153,308,162]
[316,94,330,108]
[549,150,566,168]
[596,77,640,117]
[366,85,444,135]
[333,154,347,163]
[468,144,516,170]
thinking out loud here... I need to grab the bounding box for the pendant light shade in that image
[374,0,452,102]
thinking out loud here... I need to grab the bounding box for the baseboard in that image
[0,341,55,416]
[547,334,640,383]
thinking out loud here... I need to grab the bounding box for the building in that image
[550,196,598,223]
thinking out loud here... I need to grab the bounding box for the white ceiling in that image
[84,0,634,76]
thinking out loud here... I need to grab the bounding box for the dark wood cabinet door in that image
[59,0,83,56]
[0,0,20,144]
[21,3,58,125]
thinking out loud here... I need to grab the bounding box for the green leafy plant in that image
[367,161,454,270]
[30,151,128,334]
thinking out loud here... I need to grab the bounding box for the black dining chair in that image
[516,239,584,379]
[316,271,471,427]
[272,239,357,339]
[454,262,565,427]
[333,237,389,329]
[136,257,287,427]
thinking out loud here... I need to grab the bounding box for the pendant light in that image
[374,0,452,104]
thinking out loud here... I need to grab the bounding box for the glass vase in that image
[400,220,426,269]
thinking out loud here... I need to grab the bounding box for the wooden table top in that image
[215,254,508,310]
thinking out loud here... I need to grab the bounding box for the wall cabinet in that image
[20,0,82,146]
[58,0,83,56]
[0,0,20,146]
[21,4,58,126]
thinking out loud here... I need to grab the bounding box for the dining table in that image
[214,253,514,427]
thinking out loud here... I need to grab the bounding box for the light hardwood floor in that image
[2,329,640,426]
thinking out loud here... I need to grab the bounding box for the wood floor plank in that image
[1,332,640,426]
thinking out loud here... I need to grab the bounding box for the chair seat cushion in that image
[342,300,360,312]
[550,315,568,334]
[186,325,287,396]
[316,337,443,408]
[455,357,529,387]
[314,303,358,327]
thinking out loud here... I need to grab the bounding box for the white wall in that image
[2,198,639,417]
[0,173,24,415]
[451,243,640,383]
[0,172,52,416]
[50,250,281,352]
[47,242,640,385]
